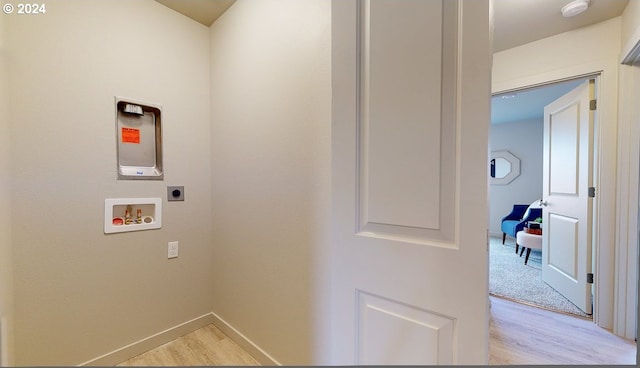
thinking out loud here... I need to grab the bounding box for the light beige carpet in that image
[489,236,590,319]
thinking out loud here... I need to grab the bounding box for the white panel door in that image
[331,0,491,364]
[542,80,594,315]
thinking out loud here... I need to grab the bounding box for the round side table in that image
[516,231,542,265]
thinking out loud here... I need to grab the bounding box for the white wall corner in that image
[208,312,281,366]
[77,313,217,366]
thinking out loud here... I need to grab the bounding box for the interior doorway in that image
[488,76,596,319]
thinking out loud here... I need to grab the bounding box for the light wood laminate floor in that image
[117,297,637,365]
[490,296,637,365]
[117,324,259,366]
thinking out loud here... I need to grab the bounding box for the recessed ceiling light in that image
[501,94,517,100]
[561,0,590,18]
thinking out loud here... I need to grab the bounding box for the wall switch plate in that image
[168,241,179,259]
[167,186,184,201]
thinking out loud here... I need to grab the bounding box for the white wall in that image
[489,119,543,236]
[7,0,213,365]
[0,11,14,367]
[209,0,331,364]
[621,0,640,59]
[493,16,621,329]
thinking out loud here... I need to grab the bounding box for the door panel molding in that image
[356,0,457,246]
[549,103,580,196]
[356,290,455,365]
[547,213,579,280]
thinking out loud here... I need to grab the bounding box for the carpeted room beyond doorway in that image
[489,236,590,318]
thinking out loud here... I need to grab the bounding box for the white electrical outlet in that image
[168,241,179,259]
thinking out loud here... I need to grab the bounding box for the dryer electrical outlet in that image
[167,186,184,201]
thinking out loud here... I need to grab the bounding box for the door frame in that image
[492,66,616,329]
[490,74,599,317]
[615,57,640,340]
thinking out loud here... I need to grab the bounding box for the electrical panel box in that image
[115,97,163,180]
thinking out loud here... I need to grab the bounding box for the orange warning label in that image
[122,127,140,144]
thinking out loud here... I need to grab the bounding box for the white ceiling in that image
[154,0,235,26]
[154,0,630,125]
[493,0,629,52]
[155,0,629,50]
[491,78,588,124]
[492,0,627,124]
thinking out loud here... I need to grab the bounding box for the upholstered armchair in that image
[501,203,542,245]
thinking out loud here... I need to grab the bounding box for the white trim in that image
[209,311,281,366]
[620,24,640,65]
[488,231,503,238]
[77,311,279,366]
[77,313,216,366]
[0,317,7,367]
[613,63,640,339]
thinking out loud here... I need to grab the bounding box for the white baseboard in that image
[78,311,279,366]
[1,317,7,367]
[489,231,503,238]
[78,313,216,366]
[209,311,281,366]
